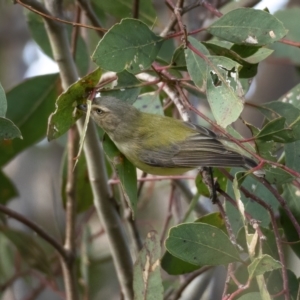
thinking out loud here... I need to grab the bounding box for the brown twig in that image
[71,5,81,59]
[280,38,300,48]
[220,170,289,300]
[0,205,68,261]
[16,0,107,33]
[133,0,140,19]
[201,0,223,17]
[76,0,104,37]
[63,125,79,298]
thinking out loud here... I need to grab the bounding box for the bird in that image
[77,96,258,176]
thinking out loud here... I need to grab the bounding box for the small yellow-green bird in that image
[78,96,257,175]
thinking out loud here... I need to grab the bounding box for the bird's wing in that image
[138,122,248,168]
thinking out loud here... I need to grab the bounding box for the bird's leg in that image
[198,167,218,203]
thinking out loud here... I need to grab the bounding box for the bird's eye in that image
[95,108,103,115]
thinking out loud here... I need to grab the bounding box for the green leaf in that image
[0,171,18,205]
[0,117,22,141]
[0,82,6,117]
[230,44,274,64]
[162,212,227,275]
[185,37,209,90]
[165,223,240,266]
[157,39,175,64]
[258,102,300,141]
[195,212,227,233]
[101,70,141,103]
[170,45,186,69]
[256,117,295,143]
[285,141,300,173]
[260,227,281,260]
[91,0,157,26]
[0,74,58,167]
[207,8,287,46]
[248,254,281,279]
[134,93,164,115]
[26,12,89,75]
[0,227,51,274]
[92,19,164,74]
[272,8,300,65]
[237,293,263,300]
[47,68,102,141]
[161,250,199,275]
[102,134,137,216]
[279,83,300,110]
[280,184,300,259]
[226,170,279,235]
[266,269,299,299]
[203,42,259,78]
[0,234,15,286]
[133,231,163,300]
[264,165,294,186]
[206,56,244,127]
[195,173,210,197]
[61,149,93,213]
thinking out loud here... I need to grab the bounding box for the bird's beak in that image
[77,104,87,112]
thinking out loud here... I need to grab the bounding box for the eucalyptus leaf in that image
[92,19,164,74]
[102,134,137,216]
[0,117,22,141]
[47,68,102,141]
[185,37,209,90]
[248,254,281,279]
[166,223,240,266]
[100,70,140,103]
[272,8,300,65]
[0,82,6,117]
[134,92,164,115]
[133,231,163,300]
[0,74,58,167]
[0,171,18,205]
[206,56,244,127]
[207,8,287,46]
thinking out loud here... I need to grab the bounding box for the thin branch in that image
[280,38,300,48]
[0,204,68,261]
[71,5,81,58]
[77,0,104,37]
[160,0,185,37]
[201,0,223,17]
[16,0,106,32]
[63,125,79,298]
[220,170,290,300]
[132,0,140,19]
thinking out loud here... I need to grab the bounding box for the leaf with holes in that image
[92,19,164,74]
[206,56,244,128]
